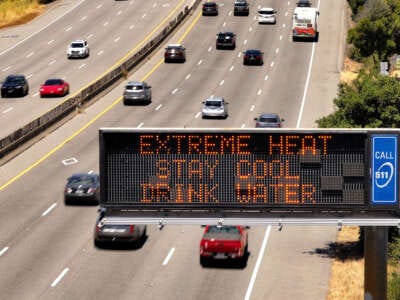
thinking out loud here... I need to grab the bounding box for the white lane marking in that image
[114,37,120,42]
[61,157,78,165]
[88,170,94,174]
[172,88,178,94]
[280,35,283,41]
[2,66,10,72]
[142,13,146,18]
[49,60,56,65]
[197,60,203,65]
[48,39,54,45]
[243,39,248,45]
[97,50,104,56]
[219,80,225,86]
[223,22,226,27]
[26,52,34,58]
[129,25,135,29]
[250,105,255,111]
[78,63,86,69]
[228,11,232,16]
[245,226,272,300]
[137,122,144,128]
[283,23,286,28]
[253,16,257,21]
[275,48,279,54]
[195,112,201,118]
[153,3,158,8]
[51,268,69,287]
[0,0,86,56]
[80,15,87,21]
[33,92,39,97]
[257,89,262,95]
[264,74,269,81]
[87,33,93,39]
[103,21,109,26]
[185,74,191,80]
[210,94,215,98]
[162,248,176,265]
[288,1,290,5]
[96,4,102,9]
[65,26,72,32]
[208,46,212,52]
[117,10,122,15]
[2,107,13,114]
[285,11,288,17]
[42,203,57,216]
[162,3,170,7]
[155,104,162,111]
[229,65,234,71]
[296,0,321,128]
[241,123,246,128]
[270,61,274,67]
[257,4,261,9]
[249,27,252,32]
[130,0,133,4]
[0,247,9,257]
[238,52,242,58]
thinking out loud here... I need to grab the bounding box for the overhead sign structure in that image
[99,129,400,215]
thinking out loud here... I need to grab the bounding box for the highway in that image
[0,0,347,299]
[0,0,189,137]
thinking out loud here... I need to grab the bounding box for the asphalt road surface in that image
[0,0,347,299]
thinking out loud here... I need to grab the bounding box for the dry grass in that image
[327,226,364,300]
[0,0,45,29]
[340,57,363,84]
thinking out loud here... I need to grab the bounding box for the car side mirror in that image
[148,86,151,89]
[225,102,229,104]
[245,226,251,229]
[281,118,285,122]
[202,101,205,104]
[254,118,258,121]
[201,225,206,228]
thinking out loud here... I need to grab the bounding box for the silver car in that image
[202,97,228,119]
[94,210,147,248]
[254,113,284,128]
[123,81,152,105]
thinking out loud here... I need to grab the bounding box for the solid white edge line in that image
[244,226,271,300]
[296,0,320,128]
[0,246,9,257]
[51,268,69,287]
[2,107,13,114]
[250,105,255,111]
[0,0,86,56]
[162,248,175,265]
[42,203,57,216]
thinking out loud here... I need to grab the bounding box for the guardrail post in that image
[364,226,388,300]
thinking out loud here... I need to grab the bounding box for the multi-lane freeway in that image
[0,0,348,299]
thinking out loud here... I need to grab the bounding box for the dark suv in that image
[202,2,218,16]
[1,75,29,97]
[164,44,186,63]
[216,32,236,49]
[234,0,249,16]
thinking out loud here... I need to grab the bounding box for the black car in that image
[216,32,236,49]
[297,0,312,7]
[234,0,249,16]
[202,2,218,16]
[1,75,29,97]
[243,49,264,65]
[64,173,100,205]
[164,44,186,63]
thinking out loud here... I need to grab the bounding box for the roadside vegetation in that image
[0,0,55,29]
[319,0,400,298]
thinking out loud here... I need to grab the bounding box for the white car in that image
[202,97,228,119]
[258,7,277,24]
[67,40,89,59]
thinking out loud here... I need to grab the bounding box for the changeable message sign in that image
[98,129,400,213]
[372,135,398,204]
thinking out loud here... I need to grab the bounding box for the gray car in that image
[254,113,284,128]
[202,97,228,118]
[94,210,147,248]
[123,81,151,105]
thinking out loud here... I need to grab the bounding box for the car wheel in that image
[94,239,104,248]
[200,256,210,267]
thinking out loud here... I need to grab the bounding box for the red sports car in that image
[40,78,69,97]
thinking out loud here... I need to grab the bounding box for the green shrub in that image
[388,272,400,300]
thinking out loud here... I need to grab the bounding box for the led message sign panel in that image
[99,129,398,211]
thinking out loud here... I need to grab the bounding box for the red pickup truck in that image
[199,225,248,267]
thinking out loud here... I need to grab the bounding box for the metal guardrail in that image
[0,2,199,159]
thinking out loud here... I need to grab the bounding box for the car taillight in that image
[96,224,101,232]
[87,188,95,194]
[256,122,260,127]
[129,225,135,233]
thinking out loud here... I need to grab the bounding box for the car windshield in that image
[235,3,247,6]
[71,43,84,48]
[5,77,24,84]
[247,50,261,55]
[259,10,274,15]
[207,226,239,234]
[44,79,63,86]
[126,85,143,90]
[205,101,222,107]
[204,2,216,6]
[68,176,95,185]
[167,46,181,51]
[260,117,278,123]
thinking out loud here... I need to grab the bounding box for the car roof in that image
[71,40,86,43]
[205,97,224,102]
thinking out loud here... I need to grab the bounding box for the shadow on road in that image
[304,240,363,261]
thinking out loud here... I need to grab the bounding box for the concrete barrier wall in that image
[0,0,201,158]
